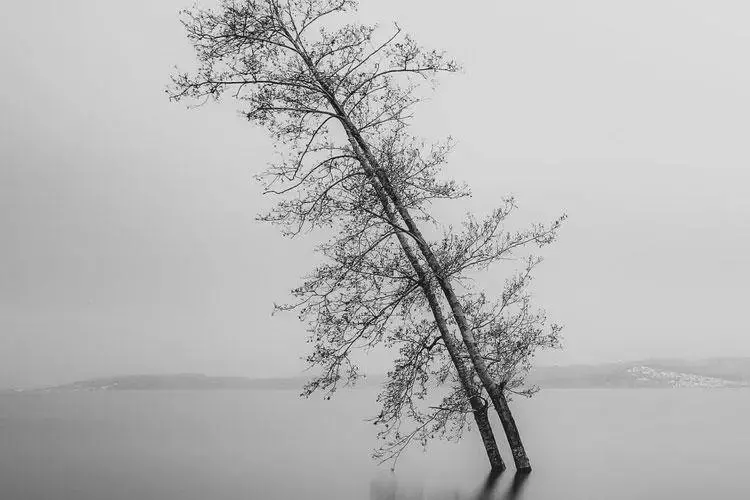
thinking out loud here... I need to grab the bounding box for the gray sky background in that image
[1,0,748,388]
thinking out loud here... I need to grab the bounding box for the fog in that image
[2,0,749,388]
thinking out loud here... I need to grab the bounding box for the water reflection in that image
[473,469,502,500]
[501,471,530,500]
[370,470,530,500]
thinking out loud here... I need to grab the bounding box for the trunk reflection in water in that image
[370,471,530,500]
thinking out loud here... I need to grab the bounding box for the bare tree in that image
[169,0,563,471]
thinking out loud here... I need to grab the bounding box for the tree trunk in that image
[342,129,506,472]
[295,52,514,471]
[487,384,531,471]
[339,118,533,472]
[470,397,506,472]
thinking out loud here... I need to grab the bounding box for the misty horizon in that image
[7,355,750,392]
[3,0,749,387]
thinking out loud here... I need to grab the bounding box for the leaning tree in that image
[169,0,564,471]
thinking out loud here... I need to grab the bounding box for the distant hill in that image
[7,358,750,393]
[35,374,312,393]
[24,373,385,393]
[527,358,750,388]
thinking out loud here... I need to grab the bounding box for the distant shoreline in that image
[4,357,749,393]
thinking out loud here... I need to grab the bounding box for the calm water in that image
[1,389,749,499]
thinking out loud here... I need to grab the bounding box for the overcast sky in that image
[1,0,748,388]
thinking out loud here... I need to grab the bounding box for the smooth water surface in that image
[1,389,749,499]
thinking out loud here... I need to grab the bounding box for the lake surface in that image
[1,389,749,499]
